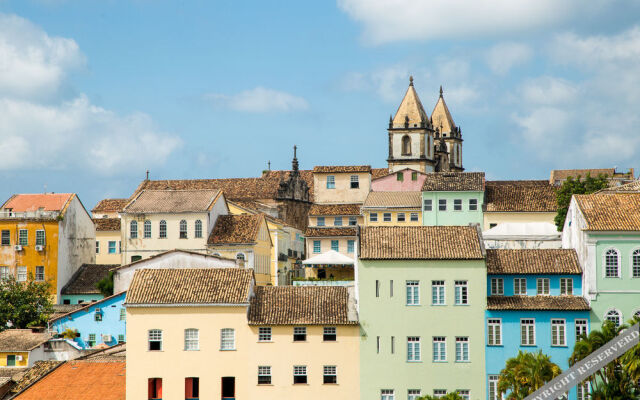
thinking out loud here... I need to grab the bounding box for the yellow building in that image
[361,191,422,226]
[0,329,51,368]
[208,214,274,286]
[0,194,95,302]
[93,218,121,265]
[125,268,359,400]
[307,203,363,229]
[483,181,557,231]
[312,166,372,204]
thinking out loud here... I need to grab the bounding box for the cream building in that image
[312,166,372,205]
[119,189,228,263]
[93,218,122,264]
[361,191,422,226]
[483,180,557,231]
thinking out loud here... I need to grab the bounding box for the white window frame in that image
[129,221,137,239]
[293,326,307,342]
[406,280,420,305]
[184,328,199,351]
[603,248,621,278]
[423,199,432,212]
[487,318,502,346]
[334,216,342,226]
[313,240,321,253]
[17,266,27,282]
[551,319,566,347]
[575,319,588,341]
[148,329,162,351]
[323,326,337,341]
[326,175,335,189]
[410,212,419,222]
[381,389,395,400]
[488,375,499,400]
[438,199,447,211]
[397,213,406,222]
[35,230,45,246]
[433,389,447,398]
[631,248,640,278]
[0,266,10,280]
[293,365,307,384]
[604,308,622,327]
[108,241,117,254]
[323,365,337,384]
[383,213,392,222]
[513,278,527,295]
[220,328,235,350]
[520,319,536,346]
[370,212,378,222]
[258,327,272,342]
[536,278,550,295]
[179,219,188,239]
[491,278,504,296]
[408,389,422,400]
[350,175,359,189]
[258,366,271,385]
[143,220,151,238]
[457,390,470,400]
[469,198,478,211]
[348,216,357,226]
[454,280,468,305]
[407,336,421,362]
[432,336,446,362]
[560,278,573,295]
[347,240,355,253]
[455,337,469,362]
[159,220,167,238]
[194,220,203,238]
[432,280,445,305]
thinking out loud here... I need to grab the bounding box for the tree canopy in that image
[555,173,609,231]
[498,350,562,399]
[95,270,114,297]
[0,276,53,331]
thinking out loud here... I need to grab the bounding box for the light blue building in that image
[50,291,127,349]
[421,172,485,226]
[484,249,590,400]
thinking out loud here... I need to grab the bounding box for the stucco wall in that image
[423,191,484,226]
[306,237,356,259]
[95,230,122,265]
[484,212,556,231]
[309,215,363,228]
[362,209,422,226]
[313,172,371,204]
[371,169,426,192]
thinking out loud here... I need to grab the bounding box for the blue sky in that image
[1,0,639,209]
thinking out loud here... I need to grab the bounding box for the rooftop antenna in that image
[146,170,149,181]
[267,160,271,171]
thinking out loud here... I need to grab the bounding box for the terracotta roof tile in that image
[93,218,121,231]
[575,193,640,231]
[124,189,220,213]
[486,249,581,274]
[208,214,264,244]
[363,191,421,208]
[485,180,557,212]
[371,168,390,179]
[137,177,286,200]
[304,227,357,237]
[308,204,361,216]
[0,330,51,351]
[598,180,640,193]
[248,286,357,325]
[61,264,119,295]
[91,199,128,213]
[1,194,73,212]
[313,165,371,173]
[487,296,590,311]
[261,170,315,198]
[550,168,614,182]
[421,172,485,191]
[126,268,253,305]
[9,361,61,396]
[359,226,483,260]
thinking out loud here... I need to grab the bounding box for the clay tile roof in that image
[124,189,220,213]
[550,168,614,183]
[487,296,590,311]
[308,204,362,216]
[208,214,263,244]
[13,360,126,400]
[421,172,485,191]
[598,180,640,193]
[8,361,62,396]
[0,330,51,351]
[313,165,372,173]
[574,193,640,231]
[485,180,557,212]
[248,286,357,325]
[93,218,121,231]
[1,193,73,212]
[372,168,390,179]
[486,249,581,274]
[136,177,284,201]
[126,268,253,305]
[91,198,128,213]
[61,264,119,295]
[261,169,315,198]
[392,81,429,128]
[359,226,483,260]
[363,191,422,208]
[304,227,357,237]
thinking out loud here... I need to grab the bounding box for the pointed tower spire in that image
[431,86,456,134]
[391,77,429,128]
[291,145,299,173]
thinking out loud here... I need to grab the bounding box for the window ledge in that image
[219,349,236,351]
[257,341,273,343]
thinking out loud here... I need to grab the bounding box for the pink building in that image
[371,168,427,191]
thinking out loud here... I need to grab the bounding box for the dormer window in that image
[402,135,411,156]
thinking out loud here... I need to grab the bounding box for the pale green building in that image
[358,225,487,400]
[421,172,485,226]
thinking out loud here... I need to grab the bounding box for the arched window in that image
[604,249,620,277]
[143,220,151,238]
[605,309,622,327]
[159,220,167,238]
[130,220,138,239]
[179,220,187,239]
[401,135,411,155]
[194,220,203,239]
[632,249,640,278]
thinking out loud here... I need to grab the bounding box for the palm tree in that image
[497,350,561,399]
[418,393,464,400]
[622,315,640,383]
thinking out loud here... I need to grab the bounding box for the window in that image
[324,327,337,341]
[17,266,27,282]
[108,241,116,254]
[433,337,446,362]
[633,249,640,278]
[521,319,535,346]
[323,365,337,384]
[258,366,271,385]
[195,220,202,238]
[179,220,187,239]
[293,327,306,341]
[411,172,418,181]
[317,217,325,226]
[236,253,246,265]
[0,267,9,280]
[408,390,421,400]
[453,199,462,211]
[293,365,307,384]
[18,229,28,246]
[35,230,45,246]
[577,382,590,400]
[455,281,468,305]
[397,172,404,181]
[381,389,395,400]
[94,311,102,322]
[491,278,504,296]
[605,249,620,277]
[605,309,622,327]
[376,336,380,353]
[560,278,573,295]
[148,329,162,351]
[489,223,497,229]
[375,280,380,297]
[326,175,335,189]
[96,241,100,254]
[35,266,44,281]
[438,199,447,211]
[334,217,342,226]
[120,308,126,321]
[118,334,125,344]
[87,333,96,347]
[406,281,420,305]
[185,377,199,399]
[433,390,447,398]
[455,337,469,362]
[432,280,445,305]
[383,213,391,222]
[159,220,167,238]
[487,319,502,346]
[551,320,566,346]
[144,220,151,238]
[220,328,235,350]
[347,240,355,253]
[407,337,421,361]
[129,221,137,239]
[313,240,321,253]
[348,216,357,226]
[488,375,499,400]
[537,278,550,295]
[331,240,339,252]
[350,175,359,189]
[148,378,162,400]
[514,278,527,295]
[370,213,378,222]
[1,230,9,245]
[397,213,405,222]
[469,199,478,211]
[410,212,419,222]
[185,328,199,351]
[424,199,432,211]
[259,327,272,342]
[402,135,411,155]
[457,390,470,400]
[575,319,588,340]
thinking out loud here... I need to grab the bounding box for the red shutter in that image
[156,379,162,398]
[185,378,193,398]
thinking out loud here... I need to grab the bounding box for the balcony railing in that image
[293,280,354,287]
[0,210,60,219]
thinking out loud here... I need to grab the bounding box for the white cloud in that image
[551,27,640,68]
[485,42,533,75]
[519,76,578,105]
[206,87,308,113]
[0,13,181,174]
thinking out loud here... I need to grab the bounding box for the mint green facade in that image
[422,191,484,226]
[358,259,487,400]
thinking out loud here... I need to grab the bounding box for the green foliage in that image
[291,276,354,282]
[497,350,562,399]
[95,270,114,297]
[555,173,609,231]
[61,328,78,340]
[417,393,465,400]
[0,275,53,331]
